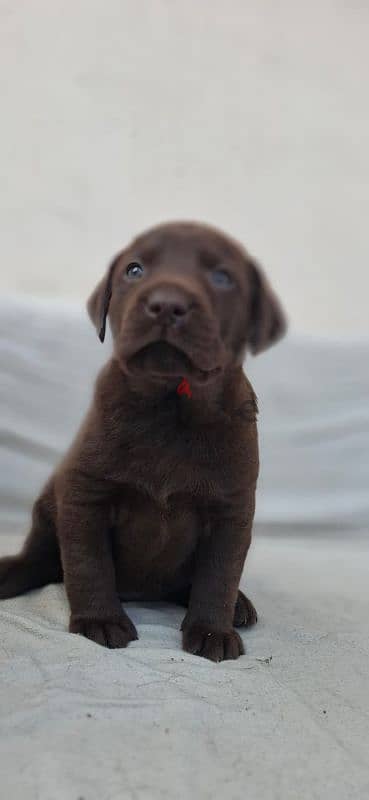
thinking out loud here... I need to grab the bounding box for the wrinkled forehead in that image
[125,222,247,265]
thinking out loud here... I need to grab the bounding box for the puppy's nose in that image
[145,287,191,325]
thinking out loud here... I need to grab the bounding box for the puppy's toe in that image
[233,591,258,628]
[106,619,138,649]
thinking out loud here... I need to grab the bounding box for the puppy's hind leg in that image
[0,482,62,599]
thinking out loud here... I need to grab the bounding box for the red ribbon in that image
[177,377,192,399]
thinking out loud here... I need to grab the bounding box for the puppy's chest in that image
[119,423,233,504]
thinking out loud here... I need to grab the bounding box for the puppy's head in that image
[87,221,287,386]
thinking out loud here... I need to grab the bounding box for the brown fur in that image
[0,221,286,661]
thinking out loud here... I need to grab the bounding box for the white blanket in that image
[1,296,368,799]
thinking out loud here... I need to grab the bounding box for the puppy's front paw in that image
[69,613,138,649]
[182,622,244,662]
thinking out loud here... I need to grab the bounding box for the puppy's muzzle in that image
[143,285,194,328]
[118,278,224,380]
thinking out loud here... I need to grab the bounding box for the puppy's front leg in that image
[57,472,137,649]
[182,491,255,662]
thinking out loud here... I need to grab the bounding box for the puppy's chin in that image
[120,341,222,386]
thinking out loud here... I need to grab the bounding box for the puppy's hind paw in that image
[0,556,29,599]
[233,590,258,628]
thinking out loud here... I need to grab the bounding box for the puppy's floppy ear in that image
[247,258,287,355]
[87,254,120,342]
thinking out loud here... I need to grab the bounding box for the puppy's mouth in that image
[125,341,221,384]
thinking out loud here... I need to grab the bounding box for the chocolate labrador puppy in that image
[0,222,286,661]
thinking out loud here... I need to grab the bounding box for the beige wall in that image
[1,1,368,335]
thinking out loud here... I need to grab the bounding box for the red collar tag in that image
[177,377,192,399]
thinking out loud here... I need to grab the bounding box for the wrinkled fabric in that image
[1,534,368,800]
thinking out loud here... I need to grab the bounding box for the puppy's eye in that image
[210,268,234,289]
[126,262,144,279]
